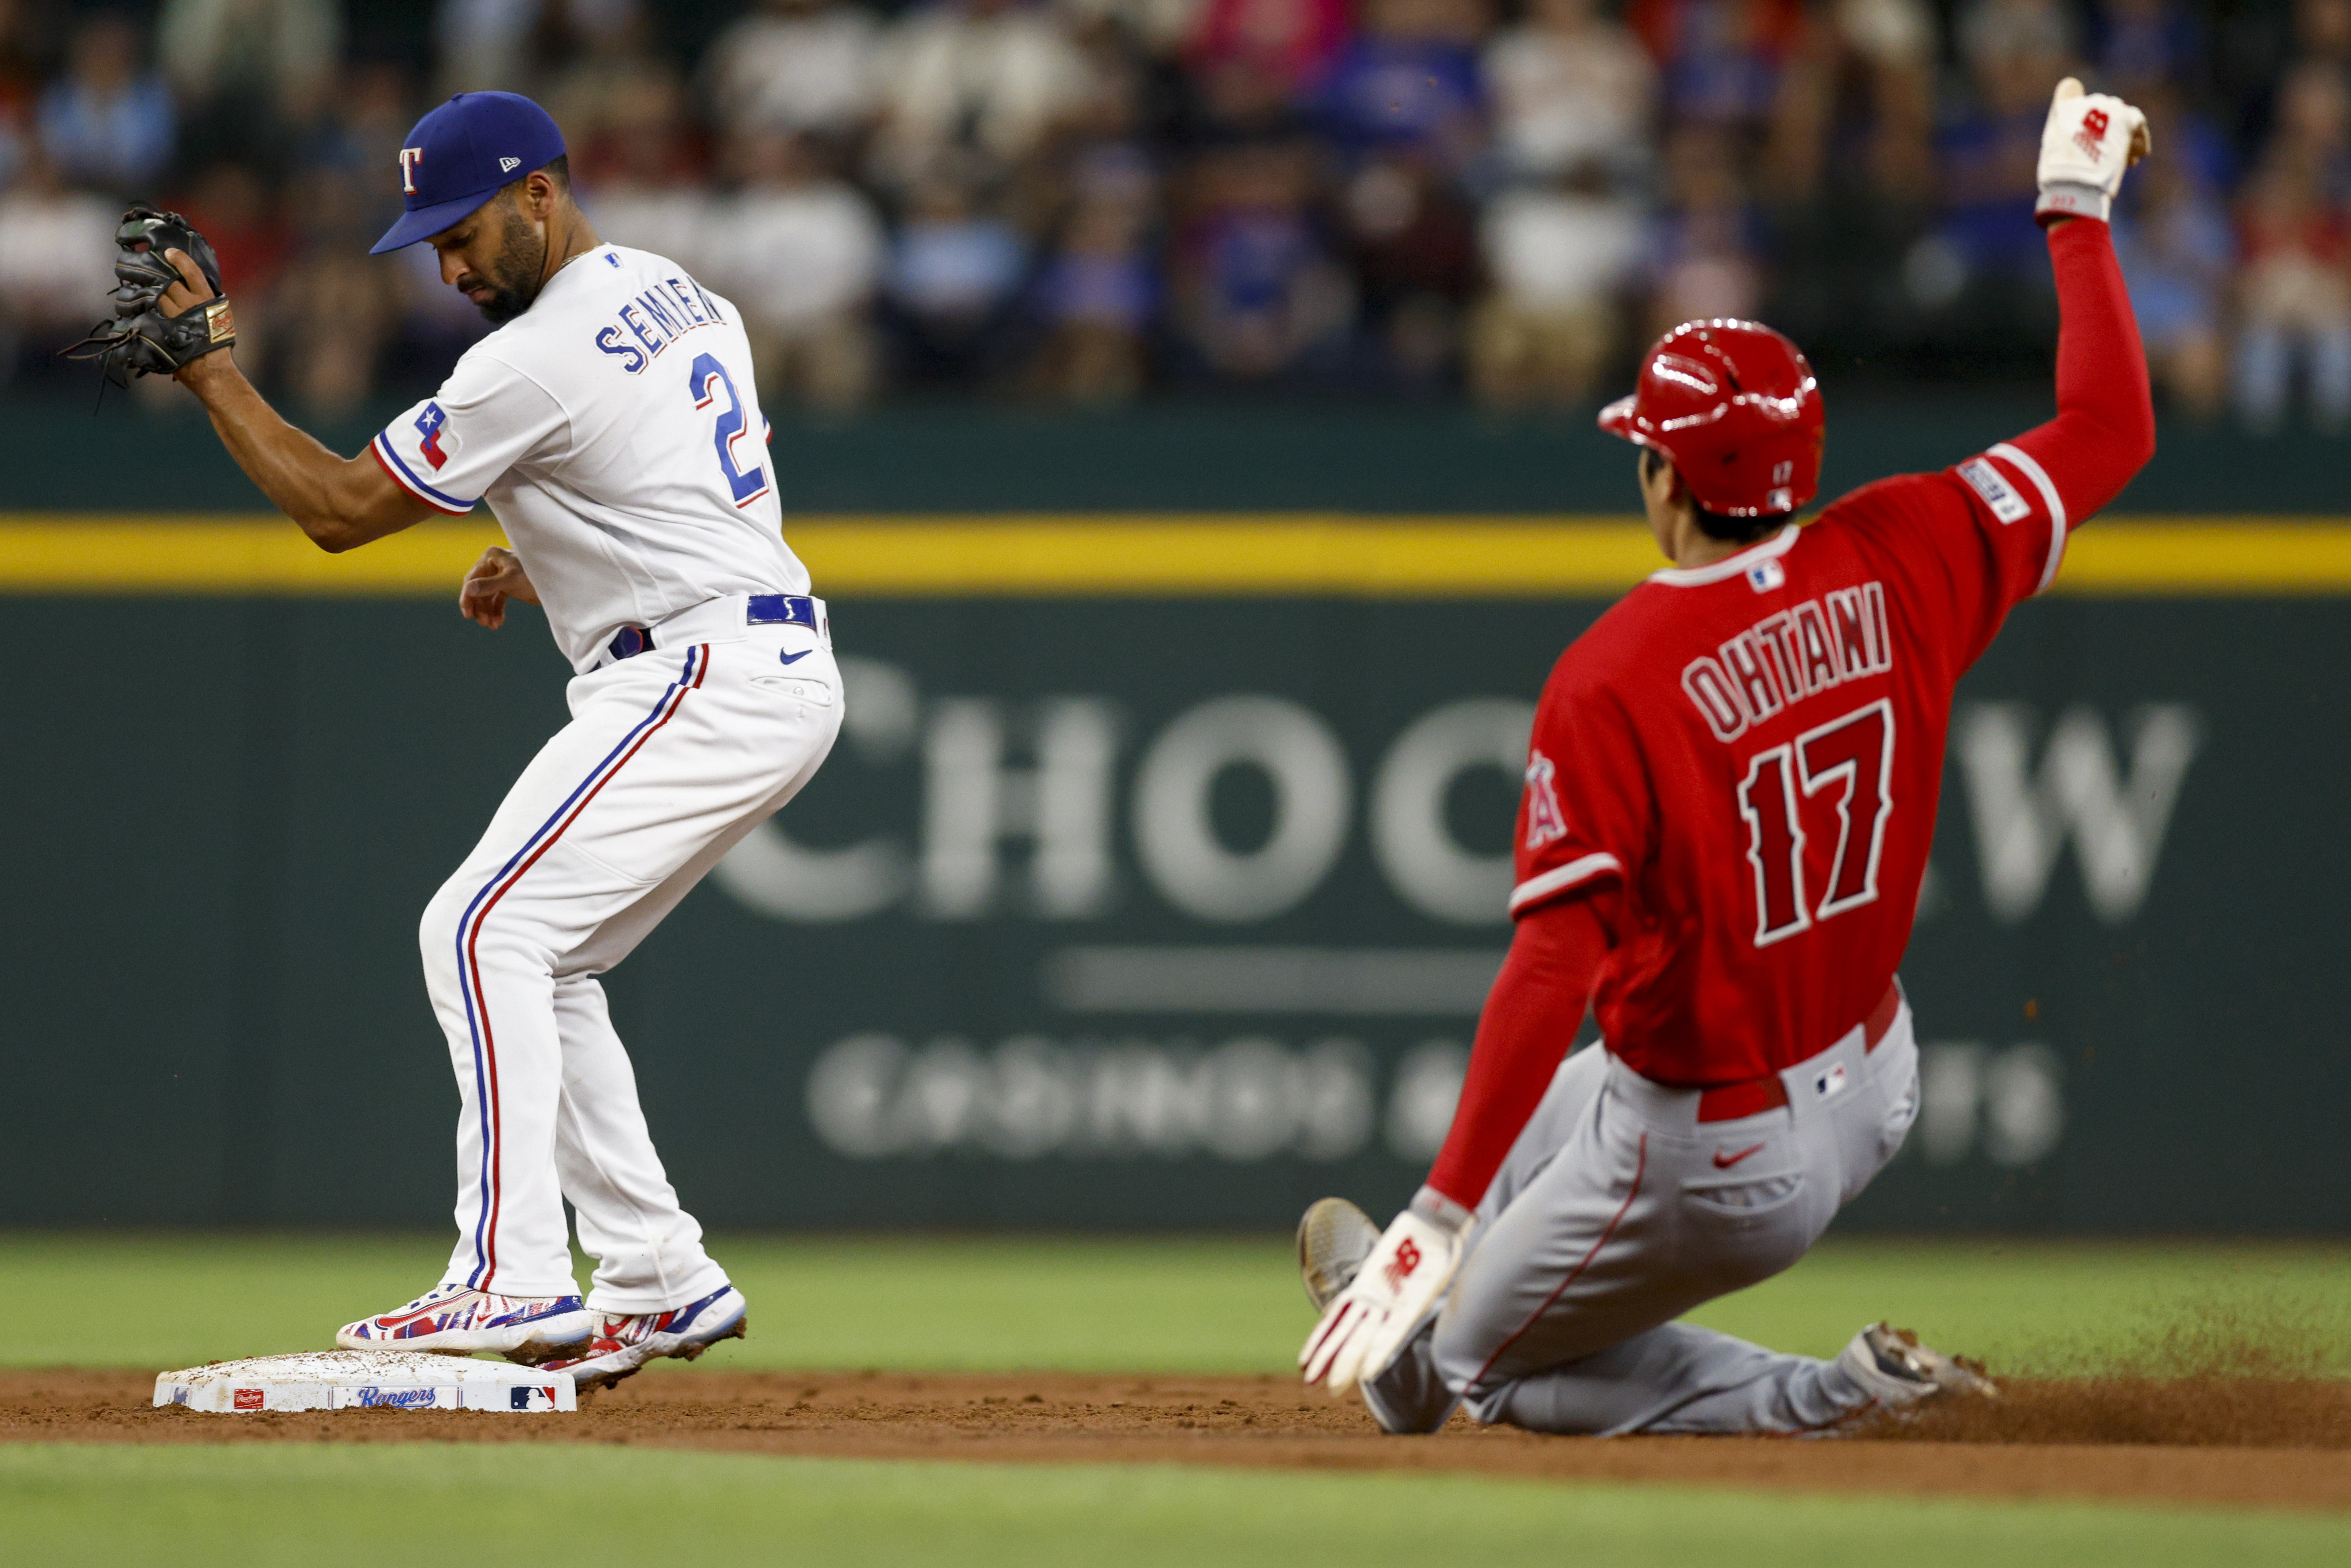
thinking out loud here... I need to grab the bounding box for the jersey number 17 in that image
[1735,698,1895,947]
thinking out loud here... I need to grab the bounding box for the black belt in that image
[606,594,819,663]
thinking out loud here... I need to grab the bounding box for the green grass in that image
[6,1234,2348,1559]
[6,1443,2348,1568]
[2,1230,2346,1376]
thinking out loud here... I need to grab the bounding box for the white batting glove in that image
[1298,1208,1465,1398]
[2035,76,2150,225]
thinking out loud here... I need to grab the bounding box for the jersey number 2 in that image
[689,353,770,509]
[1735,699,1895,946]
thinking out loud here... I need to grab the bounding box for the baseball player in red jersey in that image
[1295,80,2155,1435]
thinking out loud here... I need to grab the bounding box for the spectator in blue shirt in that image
[37,11,174,195]
[1316,0,1488,169]
[2113,131,2233,419]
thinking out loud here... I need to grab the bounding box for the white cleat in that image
[1298,1197,1382,1313]
[335,1283,592,1365]
[1836,1321,1999,1418]
[543,1284,748,1394]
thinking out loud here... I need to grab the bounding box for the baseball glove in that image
[61,205,238,386]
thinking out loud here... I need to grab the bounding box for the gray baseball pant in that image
[1364,999,1921,1436]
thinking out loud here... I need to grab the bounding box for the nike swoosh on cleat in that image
[1712,1143,1767,1169]
[778,649,811,665]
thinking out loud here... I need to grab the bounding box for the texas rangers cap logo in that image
[371,92,567,255]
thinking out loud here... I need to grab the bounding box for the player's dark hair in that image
[1643,448,1786,545]
[1692,505,1782,546]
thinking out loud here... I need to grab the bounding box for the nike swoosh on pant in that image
[1712,1143,1767,1169]
[778,649,811,665]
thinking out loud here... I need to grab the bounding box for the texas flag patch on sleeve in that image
[415,401,457,471]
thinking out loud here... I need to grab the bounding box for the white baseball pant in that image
[418,612,841,1312]
[1364,999,1921,1435]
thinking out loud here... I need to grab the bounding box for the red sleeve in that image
[1944,218,2156,607]
[1423,893,1613,1211]
[2011,217,2158,531]
[1511,661,1647,918]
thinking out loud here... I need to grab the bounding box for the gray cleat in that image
[1297,1197,1382,1313]
[1836,1321,1999,1415]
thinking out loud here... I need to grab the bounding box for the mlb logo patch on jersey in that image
[1957,457,2032,524]
[1747,557,1786,593]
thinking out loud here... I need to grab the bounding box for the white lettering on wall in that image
[1956,703,2201,923]
[1384,1039,1469,1160]
[1915,1042,2065,1167]
[806,1033,1378,1162]
[921,697,1120,918]
[1370,699,1534,926]
[1132,695,1353,922]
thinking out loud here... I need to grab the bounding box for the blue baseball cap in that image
[370,92,568,254]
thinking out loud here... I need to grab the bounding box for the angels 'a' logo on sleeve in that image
[1524,750,1568,849]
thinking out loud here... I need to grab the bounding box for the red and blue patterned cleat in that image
[543,1284,748,1393]
[335,1283,592,1365]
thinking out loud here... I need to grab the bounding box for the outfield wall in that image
[7,397,2351,514]
[3,517,2345,1233]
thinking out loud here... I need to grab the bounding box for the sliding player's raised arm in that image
[2004,212,2157,531]
[1935,81,2154,627]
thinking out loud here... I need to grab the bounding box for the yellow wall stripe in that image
[3,515,2350,596]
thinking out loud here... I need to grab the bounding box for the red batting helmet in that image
[1599,319,1824,518]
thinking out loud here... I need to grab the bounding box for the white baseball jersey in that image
[370,243,811,672]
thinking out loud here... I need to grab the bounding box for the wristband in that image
[2035,183,2111,226]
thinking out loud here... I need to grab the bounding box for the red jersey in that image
[1511,454,2065,1085]
[1422,216,2152,1209]
[1410,215,2153,1213]
[1511,220,2150,1088]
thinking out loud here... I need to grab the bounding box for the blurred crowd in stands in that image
[0,0,2344,428]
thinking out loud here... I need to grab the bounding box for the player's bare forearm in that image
[177,355,433,552]
[149,247,431,552]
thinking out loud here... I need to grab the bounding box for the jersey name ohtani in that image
[1679,581,1893,743]
[593,267,732,375]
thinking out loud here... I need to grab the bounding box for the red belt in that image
[1694,983,1901,1123]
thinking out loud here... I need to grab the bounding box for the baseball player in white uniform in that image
[138,91,839,1390]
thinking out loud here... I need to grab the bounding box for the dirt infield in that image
[7,1367,2350,1511]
